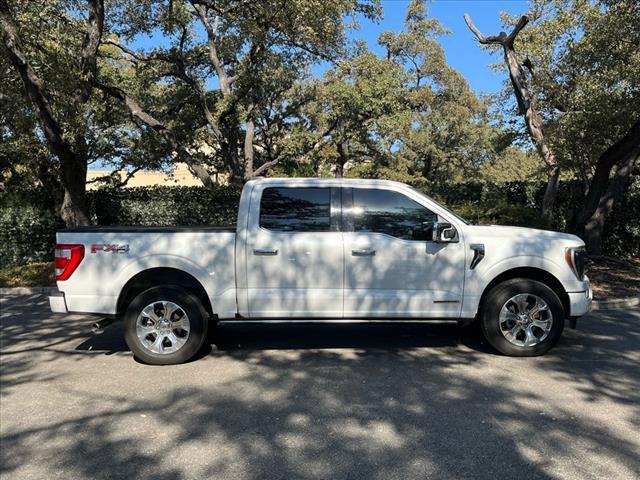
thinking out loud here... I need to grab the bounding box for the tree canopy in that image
[1,0,638,253]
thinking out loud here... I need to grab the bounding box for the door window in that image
[260,187,331,232]
[351,188,437,241]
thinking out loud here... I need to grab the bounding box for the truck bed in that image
[55,226,238,317]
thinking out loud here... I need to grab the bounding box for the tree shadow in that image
[2,296,639,479]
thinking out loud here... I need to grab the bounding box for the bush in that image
[0,204,61,268]
[0,262,55,287]
[449,200,545,229]
[1,180,638,268]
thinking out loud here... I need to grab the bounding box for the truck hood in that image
[464,225,585,249]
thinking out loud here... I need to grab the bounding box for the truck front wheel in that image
[124,286,208,365]
[481,279,564,356]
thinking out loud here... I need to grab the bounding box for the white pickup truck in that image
[50,178,592,364]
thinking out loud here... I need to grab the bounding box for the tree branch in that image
[0,0,71,162]
[77,0,104,100]
[86,165,143,188]
[101,38,173,63]
[94,81,217,189]
[191,2,232,95]
[506,16,529,46]
[252,158,279,177]
[463,14,506,45]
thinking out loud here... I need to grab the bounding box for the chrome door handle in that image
[352,249,376,256]
[253,248,278,256]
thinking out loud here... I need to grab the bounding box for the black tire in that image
[124,286,208,365]
[480,278,564,357]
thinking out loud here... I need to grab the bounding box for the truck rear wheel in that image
[481,278,564,357]
[124,286,208,365]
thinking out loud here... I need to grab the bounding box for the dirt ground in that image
[588,256,640,299]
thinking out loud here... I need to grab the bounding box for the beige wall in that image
[87,163,226,189]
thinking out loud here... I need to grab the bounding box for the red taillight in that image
[55,244,85,281]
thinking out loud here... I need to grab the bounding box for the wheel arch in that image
[116,267,213,317]
[478,267,570,318]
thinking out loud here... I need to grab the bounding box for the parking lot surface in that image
[1,294,639,479]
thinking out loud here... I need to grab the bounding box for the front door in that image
[342,187,465,318]
[245,186,343,318]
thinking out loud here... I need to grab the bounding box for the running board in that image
[218,319,464,325]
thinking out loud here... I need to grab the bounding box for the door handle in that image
[253,248,278,256]
[352,249,376,256]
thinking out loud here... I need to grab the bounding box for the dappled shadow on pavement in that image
[543,308,640,409]
[1,295,639,479]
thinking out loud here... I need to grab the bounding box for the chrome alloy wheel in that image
[136,301,190,354]
[498,293,553,347]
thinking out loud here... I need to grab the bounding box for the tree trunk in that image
[60,149,90,227]
[583,154,637,254]
[243,107,256,180]
[223,124,244,184]
[336,141,348,178]
[579,122,640,254]
[188,164,216,189]
[504,43,559,224]
[0,0,90,226]
[541,163,560,225]
[422,154,433,179]
[572,119,640,236]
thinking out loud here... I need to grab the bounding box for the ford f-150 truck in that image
[50,178,592,364]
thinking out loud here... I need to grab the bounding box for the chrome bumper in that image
[49,292,68,313]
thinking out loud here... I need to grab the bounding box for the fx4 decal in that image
[91,244,130,254]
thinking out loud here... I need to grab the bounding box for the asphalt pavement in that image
[1,294,639,479]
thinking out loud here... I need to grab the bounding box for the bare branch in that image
[463,14,506,45]
[252,158,279,177]
[506,16,529,46]
[101,38,173,63]
[86,166,143,188]
[102,39,144,61]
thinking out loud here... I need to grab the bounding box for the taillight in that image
[55,244,85,281]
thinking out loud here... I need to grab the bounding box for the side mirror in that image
[432,222,458,243]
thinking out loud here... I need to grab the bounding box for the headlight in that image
[565,246,587,280]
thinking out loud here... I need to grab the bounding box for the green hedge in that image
[1,180,638,268]
[89,185,240,226]
[0,186,240,268]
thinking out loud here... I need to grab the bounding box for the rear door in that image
[342,186,465,318]
[245,185,343,318]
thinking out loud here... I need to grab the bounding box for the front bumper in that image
[49,292,68,313]
[567,276,593,317]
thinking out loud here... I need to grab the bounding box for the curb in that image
[0,286,58,295]
[591,296,640,311]
[1,288,639,311]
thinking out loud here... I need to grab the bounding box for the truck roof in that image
[248,177,411,188]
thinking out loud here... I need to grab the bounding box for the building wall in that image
[87,163,227,189]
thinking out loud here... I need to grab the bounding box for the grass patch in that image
[0,262,55,287]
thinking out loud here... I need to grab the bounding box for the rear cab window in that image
[259,187,332,232]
